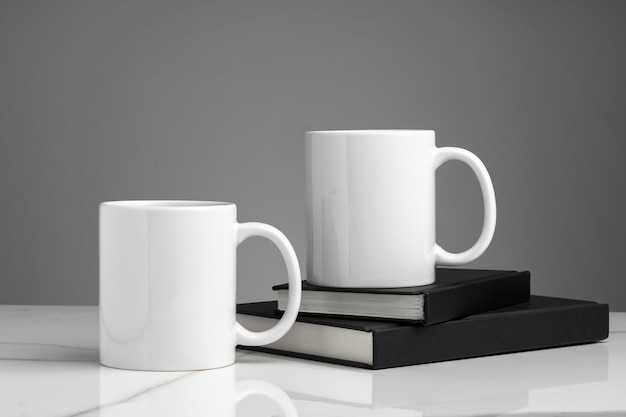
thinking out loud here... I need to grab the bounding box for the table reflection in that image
[0,305,622,417]
[99,365,297,416]
[236,341,608,416]
[0,305,297,417]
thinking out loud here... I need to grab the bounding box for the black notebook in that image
[274,268,530,324]
[237,296,609,370]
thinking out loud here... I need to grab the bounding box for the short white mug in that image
[306,130,496,288]
[99,200,302,371]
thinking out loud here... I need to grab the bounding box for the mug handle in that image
[235,222,302,346]
[433,147,497,265]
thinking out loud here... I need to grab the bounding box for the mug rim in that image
[100,200,234,210]
[306,129,434,135]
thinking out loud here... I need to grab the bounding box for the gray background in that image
[1,1,625,309]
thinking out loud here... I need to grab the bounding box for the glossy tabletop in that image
[1,305,624,416]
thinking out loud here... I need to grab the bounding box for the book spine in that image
[423,271,531,325]
[374,302,608,369]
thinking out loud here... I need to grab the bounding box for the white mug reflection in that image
[99,365,297,416]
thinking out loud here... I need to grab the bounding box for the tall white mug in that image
[306,130,496,288]
[100,200,302,371]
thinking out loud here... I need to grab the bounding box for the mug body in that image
[100,201,237,371]
[306,130,437,287]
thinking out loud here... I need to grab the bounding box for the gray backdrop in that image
[1,1,625,310]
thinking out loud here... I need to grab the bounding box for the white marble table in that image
[0,305,624,416]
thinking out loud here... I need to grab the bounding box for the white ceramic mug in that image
[99,200,302,371]
[306,130,496,288]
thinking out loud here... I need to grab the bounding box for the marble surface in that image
[0,305,625,416]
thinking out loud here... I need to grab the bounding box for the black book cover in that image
[237,296,609,370]
[274,268,531,324]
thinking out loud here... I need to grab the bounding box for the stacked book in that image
[237,268,609,369]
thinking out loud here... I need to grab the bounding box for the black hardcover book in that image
[237,296,609,370]
[274,268,530,324]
